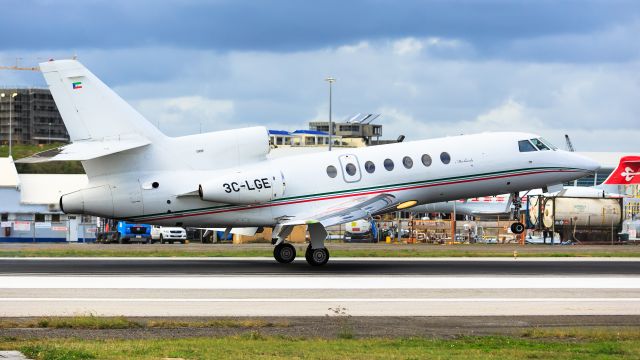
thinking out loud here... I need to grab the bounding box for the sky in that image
[1,0,639,151]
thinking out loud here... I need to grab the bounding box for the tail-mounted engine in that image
[199,170,285,205]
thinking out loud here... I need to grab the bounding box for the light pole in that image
[48,122,52,144]
[0,93,4,150]
[324,77,336,151]
[9,92,17,158]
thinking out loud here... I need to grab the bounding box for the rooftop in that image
[0,157,20,188]
[292,130,329,136]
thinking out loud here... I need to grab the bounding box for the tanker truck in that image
[528,195,623,244]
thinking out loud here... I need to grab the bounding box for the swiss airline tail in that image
[603,156,640,185]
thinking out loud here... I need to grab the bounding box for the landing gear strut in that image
[271,223,330,266]
[510,192,525,234]
[306,223,330,266]
[271,225,296,264]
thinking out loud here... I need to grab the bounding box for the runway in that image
[1,257,639,317]
[1,257,640,275]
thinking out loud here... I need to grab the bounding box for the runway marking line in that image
[1,276,639,289]
[1,298,640,302]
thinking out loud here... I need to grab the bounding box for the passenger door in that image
[338,154,362,183]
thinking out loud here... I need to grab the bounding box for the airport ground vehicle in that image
[151,225,187,244]
[344,219,378,243]
[96,221,151,244]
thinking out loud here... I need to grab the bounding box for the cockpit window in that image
[529,138,550,151]
[539,138,557,150]
[518,140,537,152]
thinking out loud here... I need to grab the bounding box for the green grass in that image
[0,143,84,174]
[0,316,288,330]
[1,331,639,360]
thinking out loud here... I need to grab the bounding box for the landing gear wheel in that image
[510,222,525,234]
[305,246,329,266]
[273,243,296,263]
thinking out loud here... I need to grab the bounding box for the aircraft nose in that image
[569,152,600,174]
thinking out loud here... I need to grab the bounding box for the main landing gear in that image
[510,192,525,235]
[273,243,296,263]
[271,223,330,266]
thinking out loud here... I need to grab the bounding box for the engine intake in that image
[59,185,115,217]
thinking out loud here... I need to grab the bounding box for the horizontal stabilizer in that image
[16,135,151,163]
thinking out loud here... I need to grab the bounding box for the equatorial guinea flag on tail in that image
[603,156,640,185]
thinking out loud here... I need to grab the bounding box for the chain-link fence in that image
[0,219,96,243]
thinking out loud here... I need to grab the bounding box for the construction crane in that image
[0,57,40,72]
[564,134,575,152]
[0,65,39,71]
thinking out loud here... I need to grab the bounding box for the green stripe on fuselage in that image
[127,166,579,221]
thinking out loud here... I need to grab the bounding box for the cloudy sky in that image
[1,0,639,151]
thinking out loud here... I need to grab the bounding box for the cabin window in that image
[529,138,550,151]
[402,156,413,169]
[326,165,338,178]
[364,161,375,173]
[421,154,432,167]
[384,158,394,171]
[440,152,451,164]
[345,163,357,176]
[518,140,537,152]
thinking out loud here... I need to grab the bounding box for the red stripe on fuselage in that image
[135,169,582,222]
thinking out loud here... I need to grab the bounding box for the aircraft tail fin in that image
[603,156,640,185]
[39,59,164,142]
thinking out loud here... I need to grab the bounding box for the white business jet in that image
[18,60,599,265]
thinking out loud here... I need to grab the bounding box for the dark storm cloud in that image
[1,0,638,61]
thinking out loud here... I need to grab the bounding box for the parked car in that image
[151,225,187,244]
[96,221,151,244]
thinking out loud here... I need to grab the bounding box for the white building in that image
[0,157,96,242]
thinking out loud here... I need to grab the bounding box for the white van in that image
[150,225,187,244]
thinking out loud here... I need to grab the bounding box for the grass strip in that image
[0,316,288,330]
[0,331,638,360]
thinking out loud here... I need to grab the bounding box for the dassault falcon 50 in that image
[19,60,600,265]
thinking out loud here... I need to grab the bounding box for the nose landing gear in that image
[510,192,525,235]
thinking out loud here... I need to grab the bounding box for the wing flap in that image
[280,193,397,228]
[15,134,151,163]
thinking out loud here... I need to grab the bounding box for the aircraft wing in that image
[279,193,397,228]
[196,227,260,236]
[15,134,151,163]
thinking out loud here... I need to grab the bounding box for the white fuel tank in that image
[542,197,622,229]
[346,219,372,235]
[199,169,285,205]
